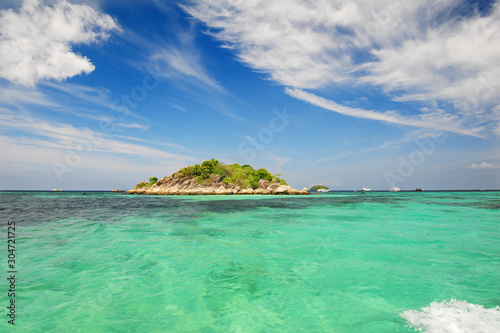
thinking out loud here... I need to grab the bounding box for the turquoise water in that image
[1,191,499,332]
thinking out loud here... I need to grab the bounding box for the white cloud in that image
[0,134,189,190]
[465,162,500,169]
[147,45,246,120]
[285,88,484,137]
[42,82,113,108]
[150,47,224,92]
[182,0,453,89]
[0,85,58,107]
[0,0,118,87]
[361,5,500,109]
[182,0,356,89]
[146,25,225,93]
[117,122,150,130]
[183,0,500,136]
[113,135,191,151]
[0,110,196,162]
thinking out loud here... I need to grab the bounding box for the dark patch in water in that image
[480,202,500,210]
[3,192,498,227]
[201,228,226,237]
[425,200,500,210]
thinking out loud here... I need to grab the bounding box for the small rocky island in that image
[126,159,309,195]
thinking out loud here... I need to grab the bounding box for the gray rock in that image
[258,179,270,189]
[267,183,280,191]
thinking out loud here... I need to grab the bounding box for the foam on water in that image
[400,299,500,333]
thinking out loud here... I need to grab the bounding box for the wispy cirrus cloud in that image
[0,110,195,162]
[140,6,225,94]
[0,84,58,107]
[285,88,484,137]
[146,42,245,120]
[0,133,191,190]
[312,129,446,165]
[183,0,500,136]
[116,122,150,130]
[0,81,151,129]
[150,46,225,93]
[130,4,243,121]
[0,0,118,87]
[114,135,191,151]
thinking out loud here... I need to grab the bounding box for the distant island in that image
[126,159,309,195]
[309,185,329,191]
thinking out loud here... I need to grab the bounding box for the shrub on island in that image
[128,159,309,195]
[135,176,159,188]
[178,159,286,190]
[310,185,329,191]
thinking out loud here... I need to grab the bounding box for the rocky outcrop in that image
[126,173,309,195]
[258,179,270,189]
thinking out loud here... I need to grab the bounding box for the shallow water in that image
[1,191,499,332]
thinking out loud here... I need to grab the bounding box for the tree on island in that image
[178,159,286,189]
[135,176,159,188]
[136,159,287,190]
[310,185,329,191]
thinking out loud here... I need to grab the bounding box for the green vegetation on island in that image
[309,185,329,191]
[135,159,287,190]
[179,159,286,189]
[127,158,311,195]
[135,176,159,188]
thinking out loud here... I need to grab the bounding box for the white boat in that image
[316,188,330,192]
[389,186,400,192]
[361,187,371,192]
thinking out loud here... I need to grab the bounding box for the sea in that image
[1,191,499,332]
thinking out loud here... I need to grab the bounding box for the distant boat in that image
[361,187,371,192]
[389,186,400,192]
[316,188,331,192]
[414,188,423,192]
[52,189,63,191]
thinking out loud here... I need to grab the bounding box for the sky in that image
[0,0,499,191]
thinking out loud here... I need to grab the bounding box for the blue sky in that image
[0,0,499,190]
